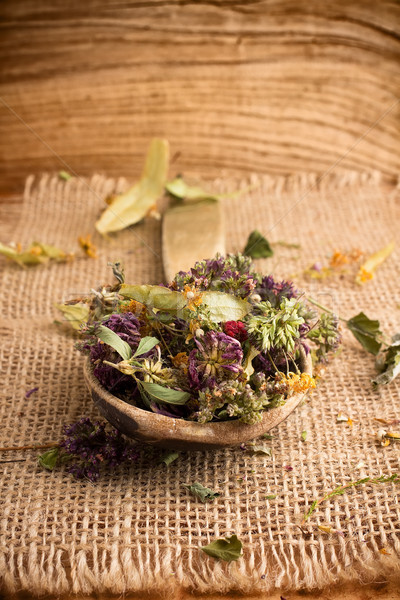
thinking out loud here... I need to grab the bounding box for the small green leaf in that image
[140,381,190,405]
[243,230,274,259]
[201,534,243,562]
[373,335,400,386]
[54,303,90,330]
[59,170,73,181]
[166,176,245,203]
[133,336,160,357]
[202,291,250,323]
[96,325,132,360]
[38,447,60,471]
[184,482,220,503]
[120,284,187,313]
[265,494,277,500]
[301,431,308,442]
[33,242,68,260]
[262,434,274,440]
[0,241,72,267]
[166,177,218,201]
[108,261,125,284]
[248,445,272,456]
[160,451,180,466]
[347,312,382,355]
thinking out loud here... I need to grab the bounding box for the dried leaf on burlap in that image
[347,311,382,355]
[95,138,169,234]
[166,176,245,202]
[373,334,400,386]
[58,170,73,181]
[201,534,243,562]
[0,241,73,267]
[243,230,274,259]
[160,451,180,466]
[184,482,220,503]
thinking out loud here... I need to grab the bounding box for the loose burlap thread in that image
[1,172,400,596]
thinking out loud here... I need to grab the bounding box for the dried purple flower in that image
[172,253,256,298]
[59,417,140,481]
[89,312,141,392]
[188,331,243,389]
[256,275,297,307]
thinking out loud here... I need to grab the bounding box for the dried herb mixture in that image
[65,254,341,425]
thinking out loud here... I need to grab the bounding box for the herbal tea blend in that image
[65,254,341,424]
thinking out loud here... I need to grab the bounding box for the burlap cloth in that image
[1,172,400,596]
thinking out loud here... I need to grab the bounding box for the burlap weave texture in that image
[1,172,400,595]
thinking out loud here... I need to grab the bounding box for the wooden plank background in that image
[1,2,400,598]
[1,0,399,197]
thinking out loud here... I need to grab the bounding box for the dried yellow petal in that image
[318,525,333,534]
[78,234,98,258]
[386,431,400,440]
[356,241,395,285]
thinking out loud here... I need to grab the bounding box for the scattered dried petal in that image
[356,241,395,285]
[78,234,98,258]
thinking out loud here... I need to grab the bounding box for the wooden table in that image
[1,2,400,598]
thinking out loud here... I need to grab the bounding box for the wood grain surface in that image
[1,0,400,197]
[1,2,400,599]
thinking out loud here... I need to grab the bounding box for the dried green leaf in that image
[139,381,190,405]
[0,241,72,267]
[160,451,180,466]
[243,230,274,259]
[301,431,308,442]
[248,445,272,456]
[201,291,250,323]
[38,447,60,471]
[120,284,187,313]
[54,303,90,330]
[96,325,132,360]
[166,177,218,201]
[184,482,220,503]
[261,434,274,440]
[166,176,246,203]
[347,312,382,355]
[373,335,400,386]
[59,170,73,181]
[133,336,160,358]
[95,138,169,234]
[201,534,243,562]
[265,494,277,500]
[33,242,68,260]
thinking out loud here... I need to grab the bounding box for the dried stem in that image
[0,443,58,452]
